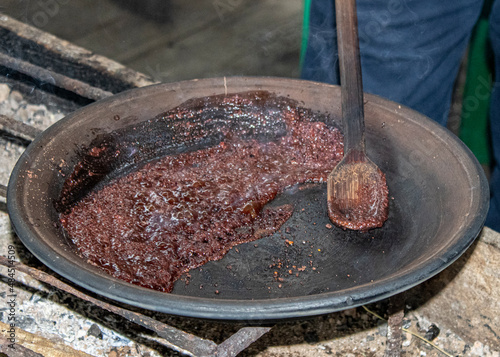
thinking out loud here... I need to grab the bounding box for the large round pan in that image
[7,77,489,321]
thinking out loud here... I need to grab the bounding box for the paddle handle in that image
[335,0,365,158]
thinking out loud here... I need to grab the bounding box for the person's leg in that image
[301,0,483,126]
[487,0,500,230]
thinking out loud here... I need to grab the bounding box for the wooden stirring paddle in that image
[327,0,389,231]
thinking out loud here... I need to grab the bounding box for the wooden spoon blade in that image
[327,160,389,231]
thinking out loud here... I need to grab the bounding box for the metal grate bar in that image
[0,183,6,199]
[0,52,113,101]
[0,255,271,356]
[0,114,43,142]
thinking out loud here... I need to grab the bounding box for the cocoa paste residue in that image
[59,91,344,292]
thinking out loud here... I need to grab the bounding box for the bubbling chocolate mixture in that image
[59,91,384,293]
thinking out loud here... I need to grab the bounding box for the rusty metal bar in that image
[0,184,6,199]
[0,52,113,101]
[214,326,271,357]
[385,296,405,357]
[0,255,272,356]
[0,114,43,142]
[0,255,217,356]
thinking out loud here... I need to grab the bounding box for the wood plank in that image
[1,0,126,42]
[1,0,303,82]
[71,0,257,64]
[0,321,94,357]
[0,15,155,90]
[127,0,303,82]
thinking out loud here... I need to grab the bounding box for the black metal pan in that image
[7,77,489,321]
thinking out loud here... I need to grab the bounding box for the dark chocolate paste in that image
[59,91,379,293]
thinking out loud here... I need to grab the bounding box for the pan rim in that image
[7,76,489,321]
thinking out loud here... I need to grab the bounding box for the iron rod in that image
[0,52,113,101]
[0,114,42,142]
[0,255,218,356]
